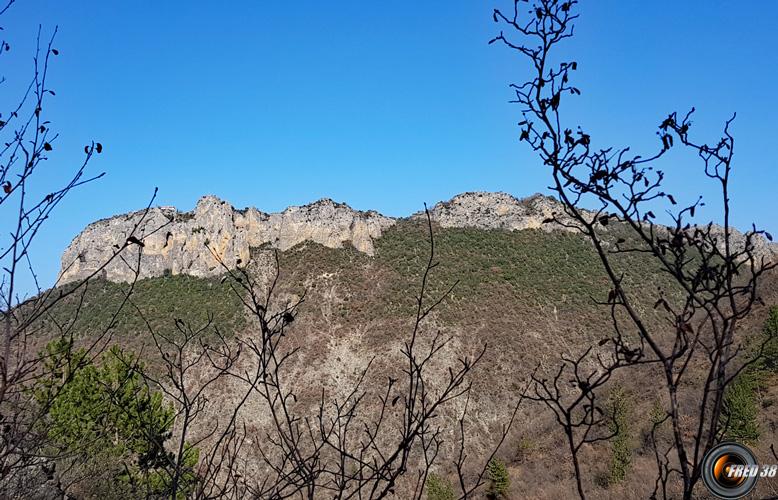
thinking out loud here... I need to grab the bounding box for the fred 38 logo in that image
[702,442,777,499]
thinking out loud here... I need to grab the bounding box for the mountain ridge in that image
[59,191,777,284]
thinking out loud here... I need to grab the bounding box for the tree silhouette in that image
[492,1,776,498]
[0,3,160,494]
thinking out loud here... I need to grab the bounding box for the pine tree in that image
[486,458,510,498]
[34,340,197,496]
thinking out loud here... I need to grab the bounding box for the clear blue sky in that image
[3,1,777,294]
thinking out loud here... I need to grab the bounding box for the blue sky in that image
[3,1,777,294]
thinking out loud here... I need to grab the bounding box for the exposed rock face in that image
[59,191,777,284]
[420,192,586,231]
[59,196,395,284]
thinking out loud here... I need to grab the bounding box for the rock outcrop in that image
[420,192,585,231]
[59,192,777,284]
[59,196,395,284]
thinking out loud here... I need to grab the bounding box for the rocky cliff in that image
[419,192,575,230]
[58,192,777,284]
[58,195,395,284]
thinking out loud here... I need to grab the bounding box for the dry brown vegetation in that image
[33,221,778,498]
[3,0,776,497]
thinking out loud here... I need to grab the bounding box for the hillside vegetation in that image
[32,221,778,499]
[39,274,245,341]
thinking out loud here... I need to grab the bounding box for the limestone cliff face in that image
[59,196,395,284]
[59,191,777,284]
[420,192,588,231]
